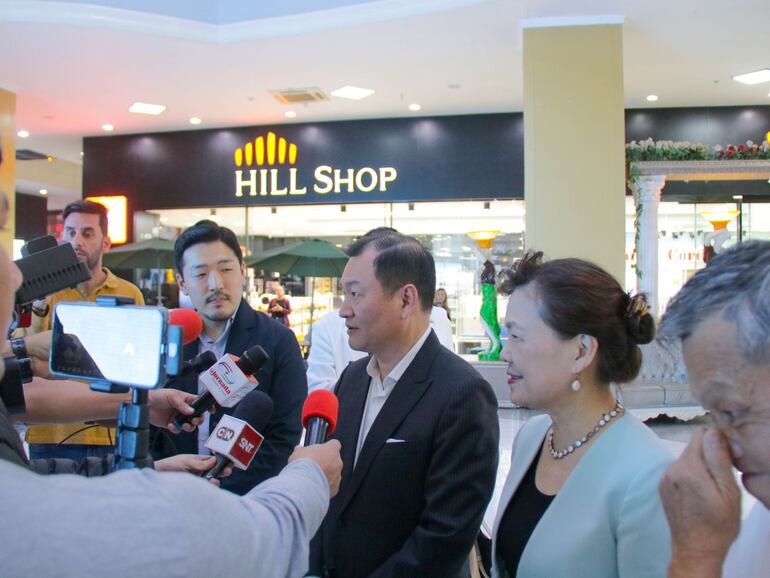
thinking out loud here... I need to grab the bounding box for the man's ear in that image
[400,284,420,319]
[102,234,112,253]
[176,271,189,296]
[572,334,599,374]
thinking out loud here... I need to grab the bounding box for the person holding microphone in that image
[0,188,343,577]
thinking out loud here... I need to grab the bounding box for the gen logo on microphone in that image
[216,426,235,441]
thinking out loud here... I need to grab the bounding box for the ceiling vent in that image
[268,87,329,104]
[16,149,49,161]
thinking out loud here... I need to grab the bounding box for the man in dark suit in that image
[309,228,499,578]
[151,220,307,495]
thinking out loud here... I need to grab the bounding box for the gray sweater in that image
[0,457,329,577]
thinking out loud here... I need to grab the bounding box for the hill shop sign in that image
[233,131,397,198]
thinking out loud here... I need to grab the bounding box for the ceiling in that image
[2,0,770,204]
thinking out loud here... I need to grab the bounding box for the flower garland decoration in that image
[625,139,770,277]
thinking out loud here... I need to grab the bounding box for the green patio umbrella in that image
[246,239,349,325]
[102,238,176,303]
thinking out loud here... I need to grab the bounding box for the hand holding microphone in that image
[173,344,269,430]
[202,389,274,480]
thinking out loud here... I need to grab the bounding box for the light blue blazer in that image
[491,413,673,578]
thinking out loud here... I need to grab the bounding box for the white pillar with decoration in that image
[630,174,666,316]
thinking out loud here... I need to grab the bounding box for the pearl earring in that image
[571,379,581,392]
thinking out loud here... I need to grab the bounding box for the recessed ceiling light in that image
[448,83,461,90]
[17,130,29,138]
[102,124,114,132]
[646,94,659,102]
[330,85,375,100]
[285,111,297,118]
[733,69,770,85]
[189,117,202,125]
[39,189,48,196]
[129,102,166,115]
[409,103,421,112]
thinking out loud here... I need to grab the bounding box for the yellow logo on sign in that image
[234,132,297,168]
[232,131,397,198]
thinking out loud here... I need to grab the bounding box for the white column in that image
[631,175,666,316]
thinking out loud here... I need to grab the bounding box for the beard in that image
[86,252,101,271]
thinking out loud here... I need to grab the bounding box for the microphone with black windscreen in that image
[302,390,339,446]
[203,390,273,480]
[173,345,269,430]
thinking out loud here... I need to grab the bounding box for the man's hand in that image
[154,454,232,486]
[660,428,741,578]
[148,389,210,433]
[24,331,54,378]
[289,440,343,497]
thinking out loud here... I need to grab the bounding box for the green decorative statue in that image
[478,259,502,361]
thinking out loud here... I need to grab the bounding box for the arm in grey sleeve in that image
[242,458,331,577]
[0,457,329,578]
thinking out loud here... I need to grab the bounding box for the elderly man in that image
[658,240,770,578]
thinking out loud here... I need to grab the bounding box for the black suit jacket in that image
[309,330,499,578]
[150,300,307,495]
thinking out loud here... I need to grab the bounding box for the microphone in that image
[173,345,269,429]
[203,390,273,480]
[168,308,203,345]
[302,390,339,446]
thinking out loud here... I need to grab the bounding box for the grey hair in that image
[658,240,770,363]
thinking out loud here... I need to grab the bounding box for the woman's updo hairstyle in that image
[498,250,655,384]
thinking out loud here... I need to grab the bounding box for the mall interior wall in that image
[523,22,626,282]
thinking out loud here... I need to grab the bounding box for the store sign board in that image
[82,113,524,210]
[232,131,398,198]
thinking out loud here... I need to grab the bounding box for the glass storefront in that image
[624,197,770,311]
[141,199,525,349]
[129,195,768,347]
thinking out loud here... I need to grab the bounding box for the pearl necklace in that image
[547,402,624,460]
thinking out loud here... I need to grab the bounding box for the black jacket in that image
[150,300,307,495]
[309,330,500,578]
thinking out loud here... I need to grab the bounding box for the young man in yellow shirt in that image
[25,200,144,461]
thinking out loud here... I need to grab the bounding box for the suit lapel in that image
[333,361,370,499]
[336,332,441,515]
[224,299,256,357]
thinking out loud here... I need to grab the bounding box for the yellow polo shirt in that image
[25,268,145,446]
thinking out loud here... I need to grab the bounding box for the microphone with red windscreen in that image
[302,390,339,446]
[168,308,203,345]
[165,309,216,386]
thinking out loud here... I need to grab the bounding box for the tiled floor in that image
[485,408,757,529]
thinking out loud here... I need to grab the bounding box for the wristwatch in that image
[10,337,28,360]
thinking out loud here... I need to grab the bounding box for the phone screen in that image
[50,303,166,388]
